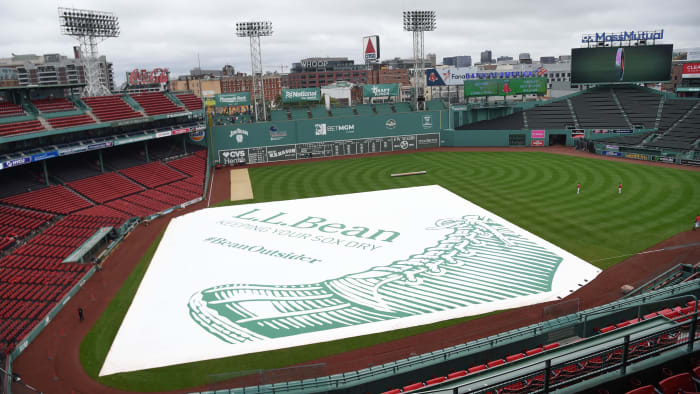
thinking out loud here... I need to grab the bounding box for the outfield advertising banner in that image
[501,78,547,95]
[464,80,499,96]
[218,132,440,165]
[99,185,600,375]
[363,83,399,97]
[215,92,250,107]
[571,45,673,84]
[282,88,321,103]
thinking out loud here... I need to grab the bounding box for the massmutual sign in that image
[582,29,663,44]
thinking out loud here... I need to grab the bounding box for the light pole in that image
[236,21,273,122]
[59,7,120,96]
[403,10,436,111]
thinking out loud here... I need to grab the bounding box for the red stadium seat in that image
[506,353,525,362]
[447,370,467,379]
[626,385,659,394]
[487,359,505,368]
[600,325,616,333]
[402,382,424,391]
[425,377,445,385]
[468,364,487,374]
[659,372,695,394]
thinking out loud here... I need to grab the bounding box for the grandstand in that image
[81,95,142,122]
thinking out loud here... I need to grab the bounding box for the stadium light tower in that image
[58,7,120,97]
[403,10,436,110]
[236,21,273,122]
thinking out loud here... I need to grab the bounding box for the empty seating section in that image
[46,114,95,129]
[647,104,700,150]
[2,186,92,215]
[525,100,575,129]
[595,133,651,146]
[658,100,695,130]
[175,93,203,111]
[310,106,329,118]
[0,102,25,118]
[270,110,289,122]
[330,107,354,117]
[393,102,412,113]
[0,151,208,351]
[290,108,310,120]
[614,87,661,128]
[30,98,75,113]
[457,112,524,130]
[130,92,184,116]
[0,120,44,137]
[166,154,206,179]
[82,95,142,122]
[570,88,629,128]
[0,206,53,239]
[119,161,186,188]
[67,172,144,204]
[0,212,122,352]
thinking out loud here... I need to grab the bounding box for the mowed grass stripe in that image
[84,152,700,391]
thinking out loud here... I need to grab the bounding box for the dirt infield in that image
[11,146,700,394]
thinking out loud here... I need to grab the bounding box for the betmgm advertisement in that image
[571,44,673,84]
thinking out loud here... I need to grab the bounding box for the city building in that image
[480,50,493,64]
[0,52,114,91]
[518,53,532,64]
[496,56,513,62]
[290,57,365,73]
[380,54,436,70]
[286,69,377,89]
[442,55,472,67]
[377,68,410,85]
[0,67,18,87]
[220,74,281,103]
[540,56,556,64]
[169,78,221,98]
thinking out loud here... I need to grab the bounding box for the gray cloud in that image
[1,0,698,86]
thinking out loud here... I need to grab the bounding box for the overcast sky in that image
[1,0,698,85]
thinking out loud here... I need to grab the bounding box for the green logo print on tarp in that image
[188,215,563,344]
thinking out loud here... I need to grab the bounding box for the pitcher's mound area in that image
[230,168,254,201]
[99,185,600,376]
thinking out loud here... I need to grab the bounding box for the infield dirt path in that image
[11,146,700,394]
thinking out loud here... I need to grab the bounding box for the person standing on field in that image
[694,214,699,231]
[577,183,581,195]
[618,183,622,195]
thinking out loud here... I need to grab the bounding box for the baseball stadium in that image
[1,7,700,394]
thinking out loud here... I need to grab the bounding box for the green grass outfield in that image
[81,151,700,391]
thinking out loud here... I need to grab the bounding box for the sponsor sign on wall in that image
[572,129,585,139]
[601,150,623,157]
[219,133,439,165]
[427,67,539,86]
[190,130,206,142]
[128,68,169,85]
[682,63,700,79]
[30,151,58,162]
[1,157,31,170]
[155,130,172,139]
[215,92,251,107]
[362,83,399,98]
[531,130,545,139]
[531,139,545,147]
[99,185,600,375]
[282,88,321,103]
[363,35,380,62]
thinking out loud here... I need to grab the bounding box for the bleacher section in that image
[46,114,95,129]
[658,100,696,130]
[130,92,184,116]
[595,133,651,146]
[118,161,186,188]
[0,120,44,137]
[456,112,524,130]
[0,206,53,239]
[310,106,329,119]
[82,95,142,122]
[425,100,446,111]
[355,104,373,115]
[330,107,354,117]
[525,100,575,129]
[270,109,289,122]
[0,151,208,353]
[290,108,310,120]
[647,103,700,150]
[393,102,412,113]
[614,86,662,128]
[1,186,92,215]
[373,103,394,114]
[570,88,630,129]
[30,98,75,113]
[0,102,25,118]
[67,172,144,204]
[175,93,204,111]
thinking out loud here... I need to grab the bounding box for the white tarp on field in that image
[100,185,600,376]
